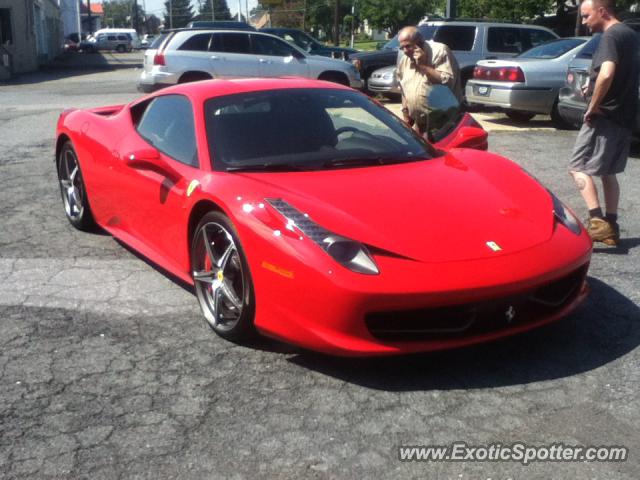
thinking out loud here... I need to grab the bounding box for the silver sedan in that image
[367,65,401,98]
[465,37,588,127]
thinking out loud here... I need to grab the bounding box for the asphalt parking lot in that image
[0,66,639,479]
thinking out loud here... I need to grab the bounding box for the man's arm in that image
[585,60,616,124]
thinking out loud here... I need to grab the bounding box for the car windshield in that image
[205,88,438,172]
[149,33,168,49]
[575,34,601,60]
[518,37,586,59]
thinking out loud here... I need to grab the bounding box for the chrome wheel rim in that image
[193,222,245,332]
[59,148,85,220]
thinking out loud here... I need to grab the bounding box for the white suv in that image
[137,29,363,93]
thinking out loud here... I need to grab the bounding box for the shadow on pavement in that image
[288,277,640,390]
[1,52,142,85]
[593,236,640,255]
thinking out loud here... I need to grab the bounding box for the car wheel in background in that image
[318,72,350,86]
[57,141,96,231]
[191,211,256,342]
[178,72,213,84]
[506,110,536,122]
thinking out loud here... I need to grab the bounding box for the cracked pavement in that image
[0,68,638,479]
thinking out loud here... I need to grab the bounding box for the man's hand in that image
[412,46,427,66]
[401,107,414,127]
[584,104,602,125]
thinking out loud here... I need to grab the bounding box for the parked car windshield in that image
[205,88,437,171]
[382,26,437,50]
[518,37,586,59]
[575,34,601,60]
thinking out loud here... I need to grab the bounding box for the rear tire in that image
[116,44,126,53]
[506,110,535,122]
[191,211,256,343]
[318,72,349,86]
[57,141,96,231]
[178,72,212,84]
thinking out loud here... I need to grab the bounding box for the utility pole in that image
[333,0,339,46]
[169,0,173,29]
[349,1,355,49]
[446,0,456,19]
[211,0,215,20]
[87,0,93,34]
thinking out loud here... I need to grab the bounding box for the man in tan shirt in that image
[396,26,461,140]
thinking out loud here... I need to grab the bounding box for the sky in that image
[139,0,260,22]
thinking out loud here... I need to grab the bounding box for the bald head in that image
[398,26,423,45]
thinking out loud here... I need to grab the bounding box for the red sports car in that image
[55,78,591,356]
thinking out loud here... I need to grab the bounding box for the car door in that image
[113,94,201,270]
[209,32,261,77]
[250,33,309,78]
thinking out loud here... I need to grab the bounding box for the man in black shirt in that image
[569,0,639,246]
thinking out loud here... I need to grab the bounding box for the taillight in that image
[153,52,165,66]
[473,65,525,83]
[567,72,574,84]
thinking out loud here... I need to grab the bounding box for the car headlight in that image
[267,198,379,275]
[551,193,581,235]
[383,72,393,80]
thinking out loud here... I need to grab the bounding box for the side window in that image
[487,27,523,54]
[136,95,198,167]
[251,34,296,56]
[117,35,127,41]
[178,33,212,52]
[434,26,476,51]
[210,33,251,54]
[522,29,557,50]
[107,35,117,41]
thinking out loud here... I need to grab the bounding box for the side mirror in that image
[446,126,488,150]
[125,147,181,180]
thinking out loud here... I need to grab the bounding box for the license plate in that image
[477,85,490,96]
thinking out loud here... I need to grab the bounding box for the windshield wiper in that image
[225,163,313,172]
[322,157,413,169]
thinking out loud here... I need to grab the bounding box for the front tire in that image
[191,211,256,342]
[57,141,95,231]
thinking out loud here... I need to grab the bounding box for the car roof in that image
[422,20,555,30]
[138,78,352,104]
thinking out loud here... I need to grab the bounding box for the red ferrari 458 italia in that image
[55,78,591,356]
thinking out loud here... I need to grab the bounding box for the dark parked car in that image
[260,28,357,59]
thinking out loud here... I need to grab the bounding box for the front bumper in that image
[465,81,556,115]
[248,219,593,356]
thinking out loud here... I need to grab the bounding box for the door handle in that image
[259,58,271,63]
[210,55,220,60]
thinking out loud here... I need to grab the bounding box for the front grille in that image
[365,265,588,341]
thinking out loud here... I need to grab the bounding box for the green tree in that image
[103,0,146,28]
[196,0,233,21]
[164,0,194,28]
[359,0,441,36]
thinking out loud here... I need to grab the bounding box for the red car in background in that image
[55,78,591,356]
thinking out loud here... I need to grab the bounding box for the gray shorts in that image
[569,115,631,176]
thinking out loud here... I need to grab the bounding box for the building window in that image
[0,9,12,45]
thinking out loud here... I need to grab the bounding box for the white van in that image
[93,28,141,49]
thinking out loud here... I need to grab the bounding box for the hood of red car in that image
[236,150,555,263]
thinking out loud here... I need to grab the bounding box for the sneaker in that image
[587,218,618,246]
